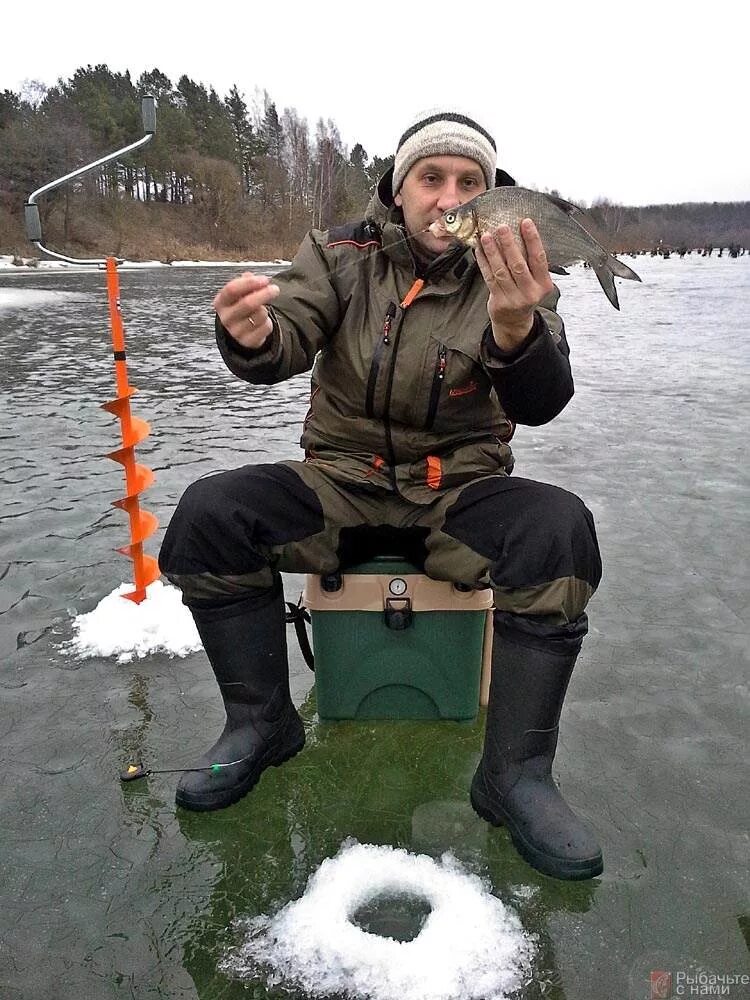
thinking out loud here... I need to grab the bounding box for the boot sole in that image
[470,787,603,881]
[176,731,305,812]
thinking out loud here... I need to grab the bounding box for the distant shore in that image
[2,248,746,275]
[0,254,292,272]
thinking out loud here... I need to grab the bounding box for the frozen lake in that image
[1,255,748,999]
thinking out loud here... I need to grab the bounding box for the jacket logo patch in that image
[449,380,479,398]
[326,239,380,251]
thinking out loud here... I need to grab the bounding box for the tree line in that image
[0,65,392,260]
[1,65,748,261]
[585,198,749,257]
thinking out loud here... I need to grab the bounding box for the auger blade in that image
[103,256,160,604]
[104,415,152,451]
[110,463,155,497]
[106,442,150,469]
[120,554,161,604]
[101,389,137,416]
[115,508,159,546]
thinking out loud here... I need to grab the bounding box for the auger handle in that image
[24,96,156,265]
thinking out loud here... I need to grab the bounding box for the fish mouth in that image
[428,220,450,238]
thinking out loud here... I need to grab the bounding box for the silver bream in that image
[429,187,641,310]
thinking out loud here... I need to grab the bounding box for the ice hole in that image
[222,841,535,1000]
[350,889,433,942]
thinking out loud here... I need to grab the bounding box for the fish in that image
[428,187,641,309]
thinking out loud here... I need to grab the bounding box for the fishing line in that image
[120,755,254,783]
[259,223,436,300]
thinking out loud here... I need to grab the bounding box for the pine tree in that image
[225,85,260,195]
[0,90,22,129]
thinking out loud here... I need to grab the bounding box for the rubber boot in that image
[176,585,305,811]
[471,613,603,880]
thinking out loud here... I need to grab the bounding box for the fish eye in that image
[444,212,456,224]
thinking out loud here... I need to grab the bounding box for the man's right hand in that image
[213,273,281,349]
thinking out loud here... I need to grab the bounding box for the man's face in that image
[394,155,487,256]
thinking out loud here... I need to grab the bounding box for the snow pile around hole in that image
[62,581,201,663]
[222,841,535,1000]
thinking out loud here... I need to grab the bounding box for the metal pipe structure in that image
[24,96,156,265]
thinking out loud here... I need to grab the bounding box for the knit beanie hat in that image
[392,109,497,195]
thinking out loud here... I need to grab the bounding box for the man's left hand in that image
[475,218,555,352]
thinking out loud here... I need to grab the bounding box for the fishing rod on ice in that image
[121,759,253,782]
[24,97,161,604]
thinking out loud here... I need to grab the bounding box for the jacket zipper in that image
[367,279,424,488]
[425,344,447,430]
[365,303,397,419]
[381,306,408,486]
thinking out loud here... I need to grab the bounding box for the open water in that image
[1,255,748,999]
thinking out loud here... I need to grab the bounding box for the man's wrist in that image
[491,312,535,352]
[230,327,272,350]
[485,311,544,362]
[216,313,275,359]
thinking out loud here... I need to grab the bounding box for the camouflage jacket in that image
[216,169,574,503]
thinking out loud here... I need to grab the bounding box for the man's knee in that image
[159,473,238,576]
[170,474,225,531]
[507,485,601,599]
[491,485,601,622]
[442,476,601,592]
[539,487,601,587]
[159,464,327,578]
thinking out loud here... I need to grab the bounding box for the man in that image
[159,109,603,881]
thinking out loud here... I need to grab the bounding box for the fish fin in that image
[548,265,570,276]
[608,255,642,282]
[594,264,621,310]
[544,192,586,218]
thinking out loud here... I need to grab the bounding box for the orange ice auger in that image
[25,98,159,603]
[101,258,160,603]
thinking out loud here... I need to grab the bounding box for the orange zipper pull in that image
[400,278,424,309]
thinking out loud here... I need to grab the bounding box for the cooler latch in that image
[385,597,413,630]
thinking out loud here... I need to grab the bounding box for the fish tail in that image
[608,255,642,282]
[594,263,621,310]
[595,254,642,310]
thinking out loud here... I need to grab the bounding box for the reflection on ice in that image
[222,841,534,1000]
[62,580,200,663]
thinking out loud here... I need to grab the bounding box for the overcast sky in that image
[2,0,747,206]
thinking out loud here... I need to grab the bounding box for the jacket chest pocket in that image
[423,336,488,431]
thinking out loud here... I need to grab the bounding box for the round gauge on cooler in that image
[388,578,408,596]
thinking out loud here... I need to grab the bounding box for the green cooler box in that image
[303,556,493,721]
